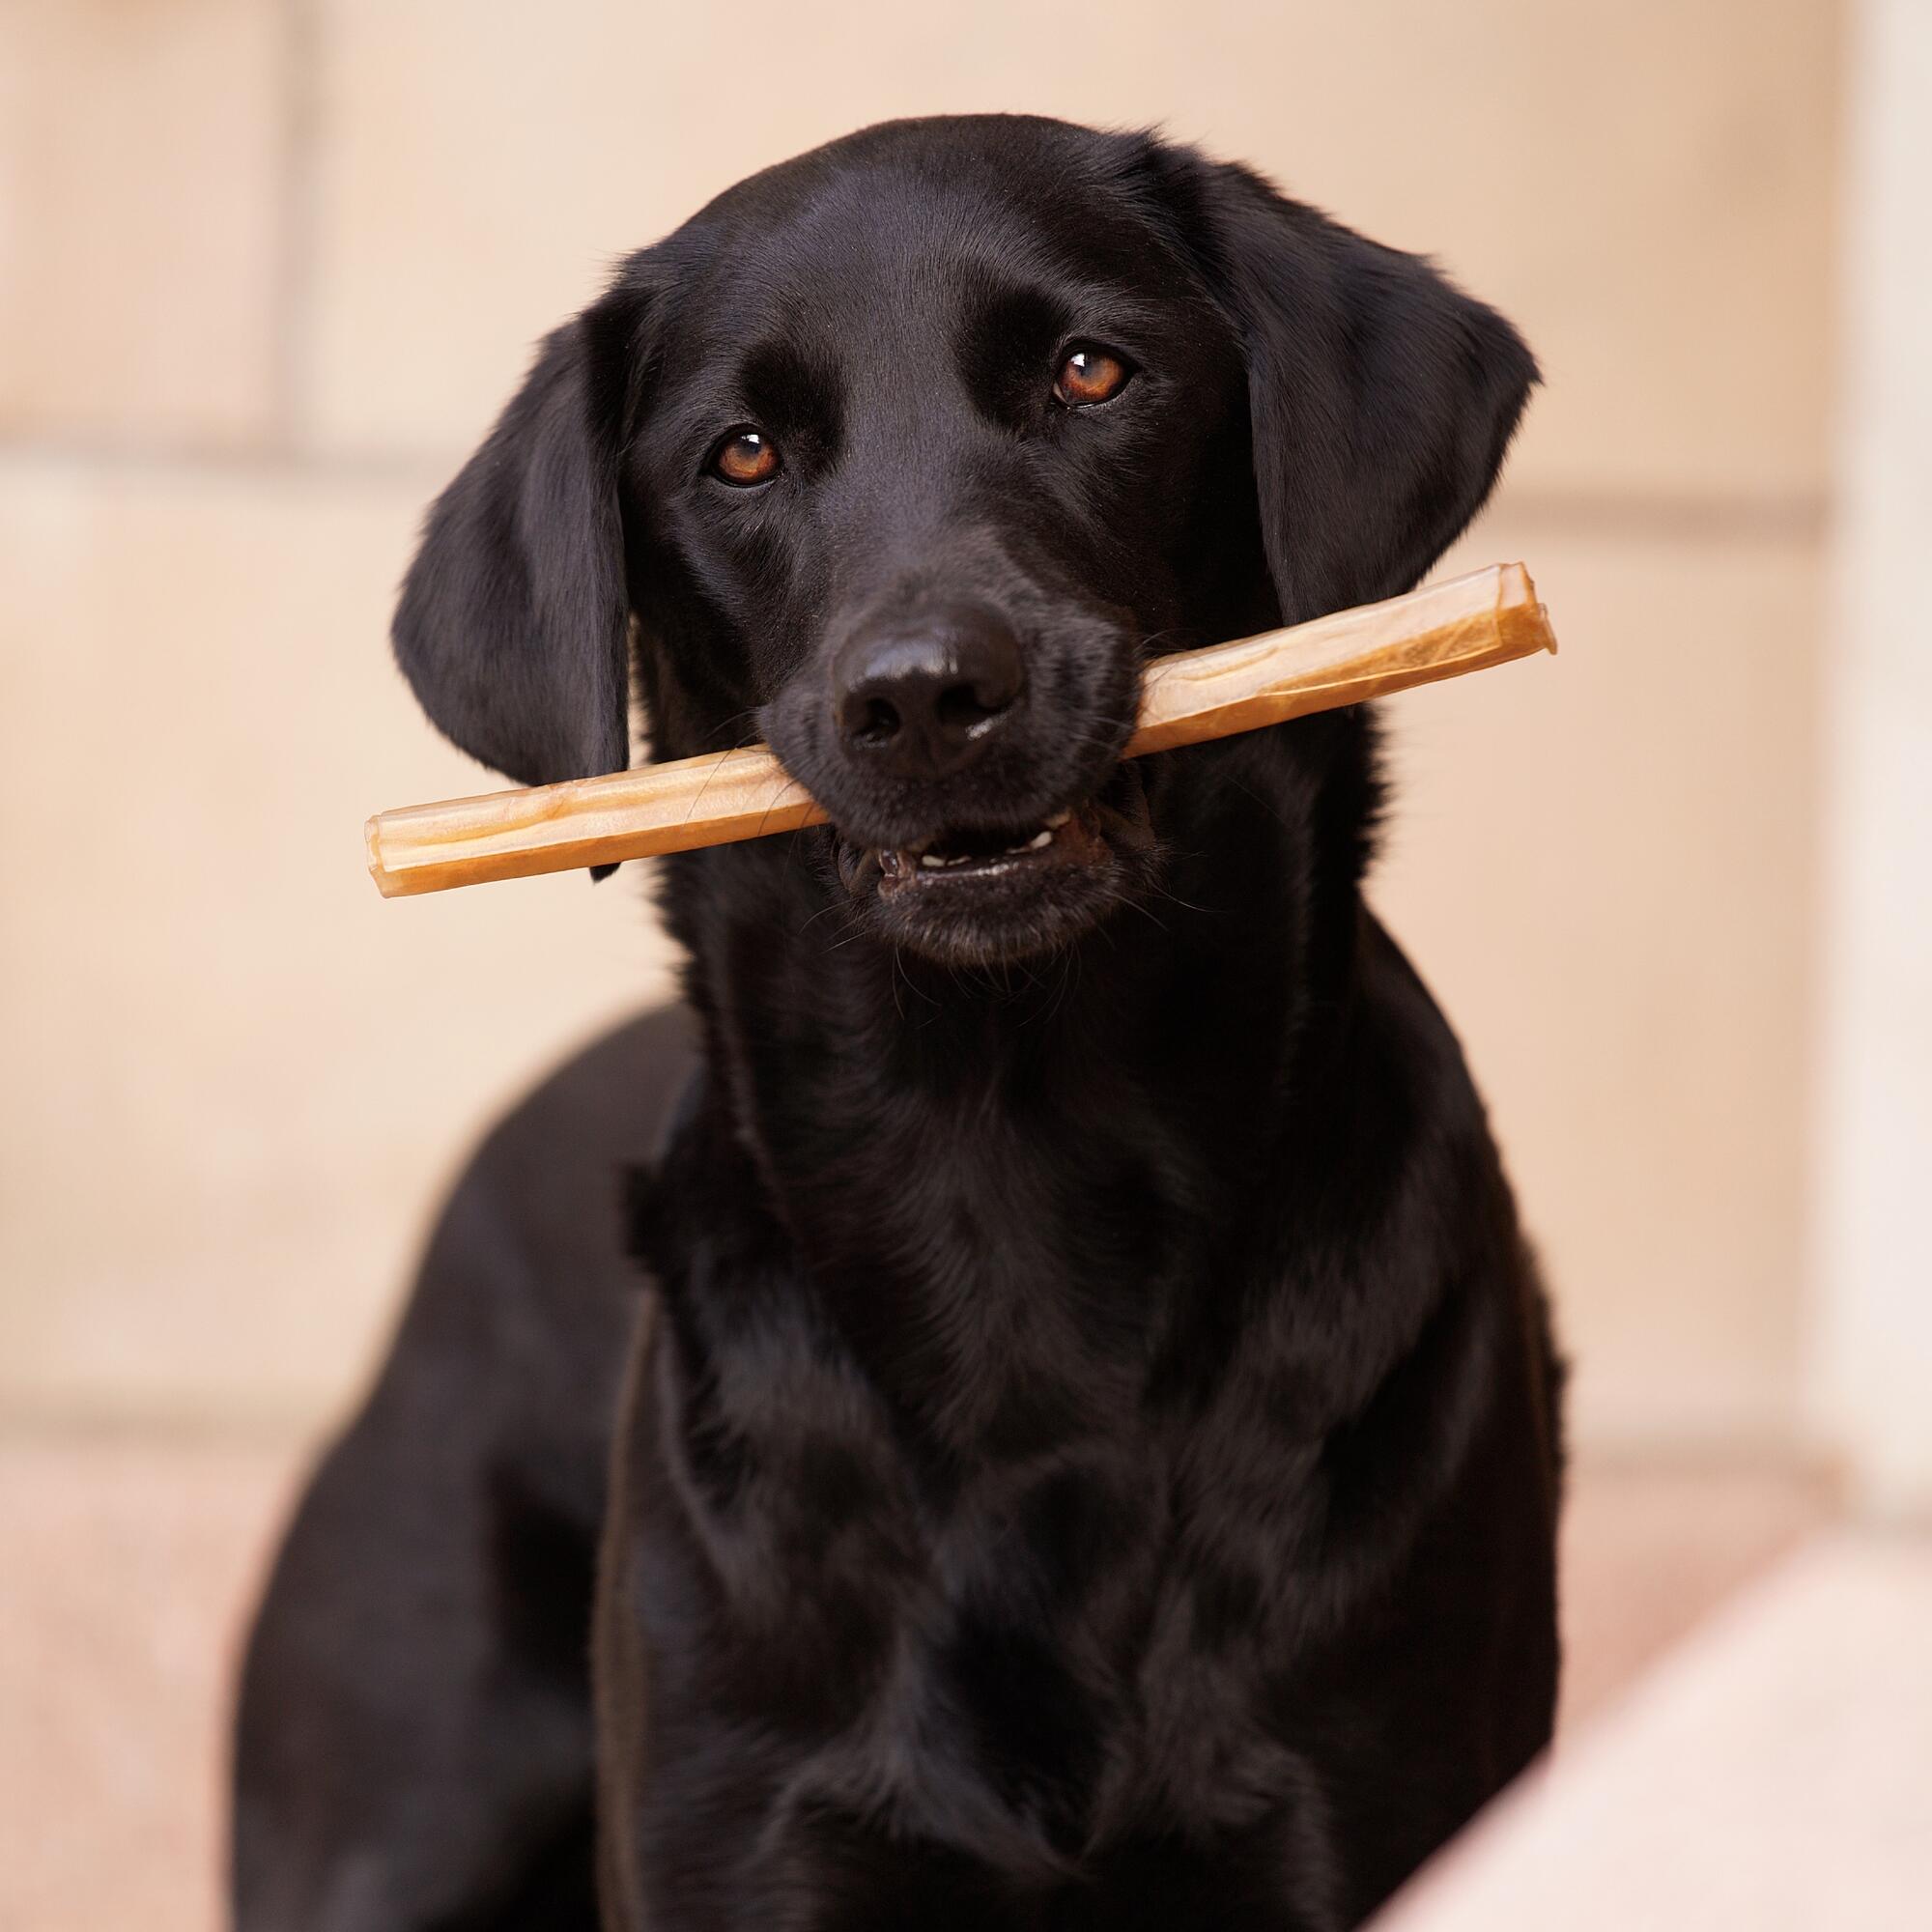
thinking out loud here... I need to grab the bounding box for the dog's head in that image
[395,117,1534,968]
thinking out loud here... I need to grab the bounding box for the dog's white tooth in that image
[1025,829,1053,850]
[919,853,945,869]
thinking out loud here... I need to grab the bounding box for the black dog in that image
[235,115,1562,1931]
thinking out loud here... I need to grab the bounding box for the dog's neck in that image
[650,719,1380,1451]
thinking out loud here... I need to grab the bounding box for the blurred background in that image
[2,1,1926,1926]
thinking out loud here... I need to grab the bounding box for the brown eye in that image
[711,430,780,485]
[1054,346,1130,408]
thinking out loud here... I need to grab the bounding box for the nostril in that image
[839,689,903,747]
[935,681,1005,737]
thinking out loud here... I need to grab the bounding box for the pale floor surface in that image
[1376,1530,1932,1930]
[0,1436,1842,1931]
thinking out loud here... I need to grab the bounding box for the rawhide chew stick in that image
[367,562,1554,898]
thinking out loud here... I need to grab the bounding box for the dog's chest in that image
[653,1269,1324,1858]
[896,1428,1319,1852]
[643,1056,1340,1857]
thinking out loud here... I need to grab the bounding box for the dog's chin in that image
[831,763,1155,970]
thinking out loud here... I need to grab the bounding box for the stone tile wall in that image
[0,0,1845,1447]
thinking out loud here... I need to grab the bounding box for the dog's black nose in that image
[833,607,1025,781]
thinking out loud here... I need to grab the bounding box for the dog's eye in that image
[1053,346,1131,408]
[710,430,781,486]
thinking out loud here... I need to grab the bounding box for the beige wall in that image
[0,1,1843,1449]
[1808,0,1932,1514]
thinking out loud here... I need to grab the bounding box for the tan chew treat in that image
[367,562,1555,897]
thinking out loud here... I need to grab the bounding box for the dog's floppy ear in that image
[1189,160,1537,624]
[392,284,647,792]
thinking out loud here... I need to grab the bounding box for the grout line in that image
[0,1406,330,1453]
[0,437,444,485]
[270,0,324,455]
[1484,488,1830,546]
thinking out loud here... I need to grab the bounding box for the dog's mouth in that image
[830,765,1154,968]
[840,800,1102,895]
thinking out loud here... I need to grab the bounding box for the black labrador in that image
[234,114,1563,1932]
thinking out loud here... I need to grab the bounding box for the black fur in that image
[237,116,1560,1931]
